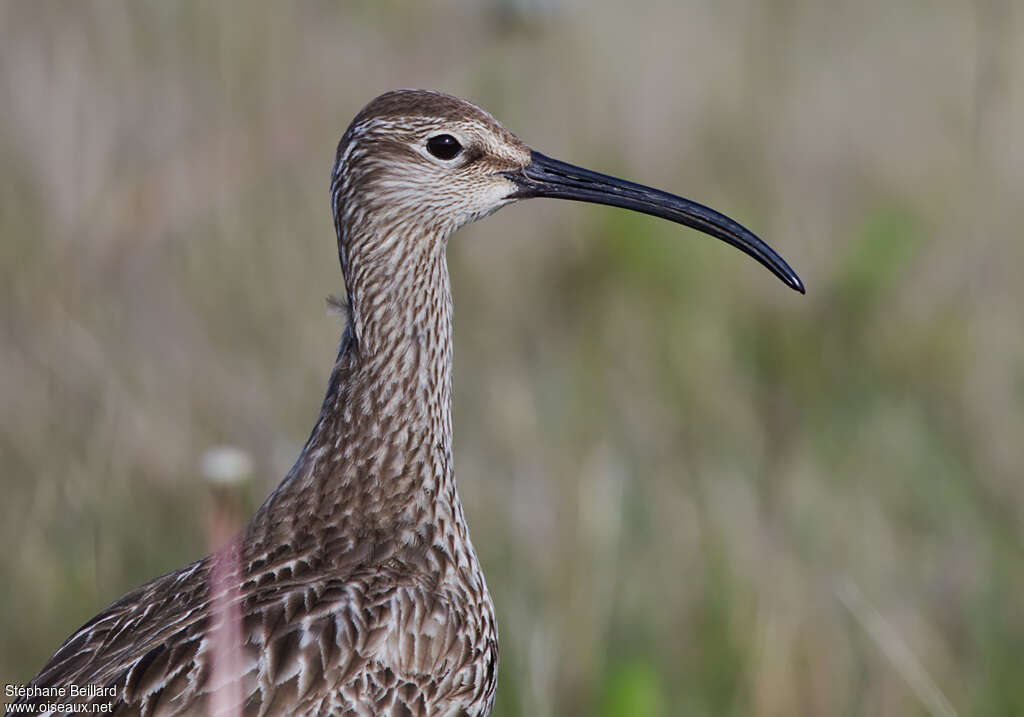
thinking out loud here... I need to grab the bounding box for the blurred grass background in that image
[1,1,1022,715]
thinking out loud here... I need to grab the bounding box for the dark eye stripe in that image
[426,134,462,160]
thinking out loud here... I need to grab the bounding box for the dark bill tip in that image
[504,151,805,294]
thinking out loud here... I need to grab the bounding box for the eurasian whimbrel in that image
[11,90,803,717]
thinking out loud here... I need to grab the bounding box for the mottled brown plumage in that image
[12,89,802,717]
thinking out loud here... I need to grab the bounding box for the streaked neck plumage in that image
[246,189,462,564]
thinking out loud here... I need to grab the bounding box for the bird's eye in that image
[426,134,463,160]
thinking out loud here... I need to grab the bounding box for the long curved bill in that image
[504,151,804,293]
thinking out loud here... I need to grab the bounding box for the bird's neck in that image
[246,228,468,564]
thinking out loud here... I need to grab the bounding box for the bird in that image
[10,89,803,717]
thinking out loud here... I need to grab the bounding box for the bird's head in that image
[331,89,529,241]
[331,89,803,293]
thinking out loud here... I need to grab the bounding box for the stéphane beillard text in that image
[5,683,117,699]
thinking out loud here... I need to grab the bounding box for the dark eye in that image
[426,134,462,160]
